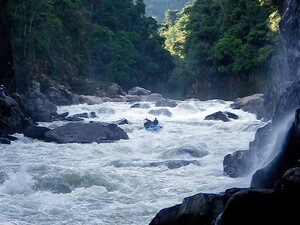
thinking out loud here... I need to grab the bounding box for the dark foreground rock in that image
[150,193,224,225]
[219,167,300,225]
[44,122,129,143]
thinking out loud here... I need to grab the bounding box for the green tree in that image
[166,0,280,98]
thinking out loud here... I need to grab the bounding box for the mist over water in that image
[0,99,264,225]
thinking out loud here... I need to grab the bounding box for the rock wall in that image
[263,0,300,120]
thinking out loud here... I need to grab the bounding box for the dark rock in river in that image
[147,160,200,169]
[44,122,129,144]
[155,99,178,108]
[0,138,11,144]
[23,125,51,140]
[130,102,151,109]
[204,111,238,122]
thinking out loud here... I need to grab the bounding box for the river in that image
[0,99,265,225]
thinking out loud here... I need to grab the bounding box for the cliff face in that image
[279,0,300,82]
[264,0,300,120]
[0,1,16,93]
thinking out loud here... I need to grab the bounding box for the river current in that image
[0,99,265,225]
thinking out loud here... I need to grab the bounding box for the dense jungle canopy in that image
[0,0,282,99]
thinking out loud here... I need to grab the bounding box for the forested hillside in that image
[0,0,174,95]
[161,0,282,99]
[144,0,193,24]
[0,0,283,100]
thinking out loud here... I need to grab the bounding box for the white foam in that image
[0,99,265,225]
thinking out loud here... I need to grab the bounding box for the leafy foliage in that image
[0,0,174,94]
[163,0,281,97]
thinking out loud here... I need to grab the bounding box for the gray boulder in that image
[204,111,238,122]
[230,94,264,119]
[16,82,57,122]
[150,193,224,225]
[97,83,127,98]
[128,86,151,96]
[142,93,165,102]
[44,122,129,144]
[23,125,51,140]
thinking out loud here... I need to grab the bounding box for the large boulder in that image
[39,75,80,106]
[204,111,238,122]
[44,122,129,144]
[219,168,300,225]
[15,82,57,122]
[96,83,127,98]
[150,193,224,225]
[219,189,283,225]
[0,95,28,137]
[23,125,51,141]
[230,94,264,119]
[128,86,151,96]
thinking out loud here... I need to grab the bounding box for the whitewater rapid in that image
[0,99,265,225]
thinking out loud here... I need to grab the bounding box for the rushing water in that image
[0,99,265,225]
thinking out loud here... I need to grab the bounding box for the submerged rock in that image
[149,108,172,117]
[204,111,238,122]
